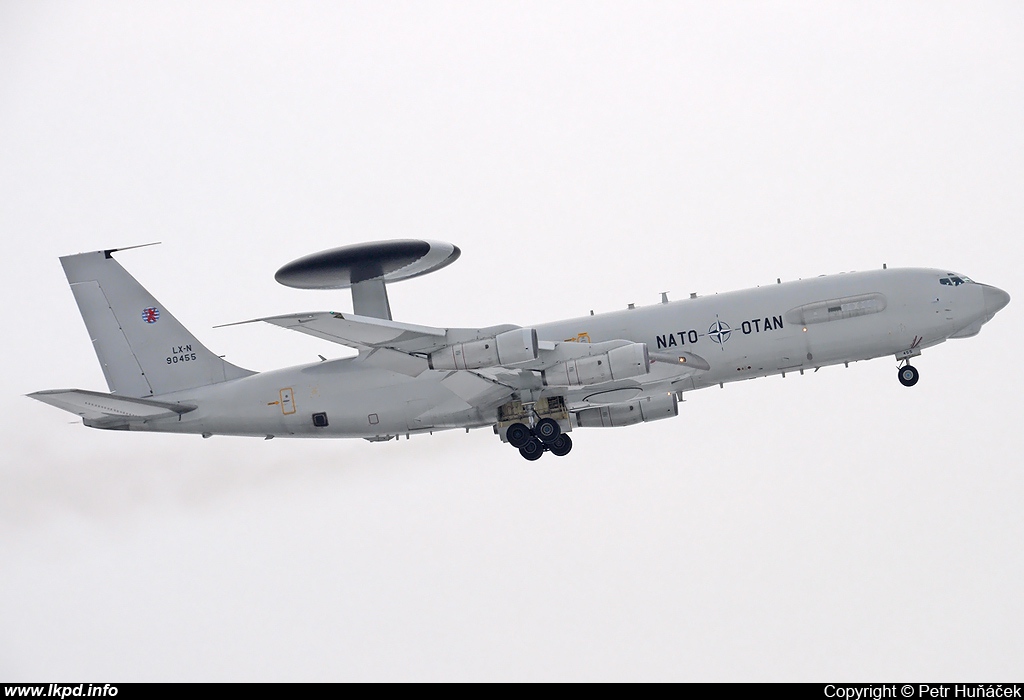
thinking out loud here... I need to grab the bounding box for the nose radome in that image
[982,285,1011,315]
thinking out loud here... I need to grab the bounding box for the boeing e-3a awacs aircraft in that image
[30,240,1010,460]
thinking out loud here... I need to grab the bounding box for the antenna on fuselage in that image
[274,240,461,320]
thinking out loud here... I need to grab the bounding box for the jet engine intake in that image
[542,343,650,387]
[428,328,538,370]
[575,392,678,428]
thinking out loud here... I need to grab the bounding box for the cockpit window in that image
[939,274,973,286]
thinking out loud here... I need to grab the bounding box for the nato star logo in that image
[707,317,732,346]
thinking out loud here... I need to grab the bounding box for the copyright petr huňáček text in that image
[825,686,1022,699]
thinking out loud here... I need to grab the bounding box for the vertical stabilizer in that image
[60,249,254,397]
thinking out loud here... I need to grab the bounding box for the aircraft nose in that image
[982,284,1011,316]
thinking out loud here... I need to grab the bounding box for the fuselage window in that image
[939,276,973,287]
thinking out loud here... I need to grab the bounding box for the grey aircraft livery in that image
[30,240,1010,460]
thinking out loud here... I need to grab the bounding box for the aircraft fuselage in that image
[136,267,1006,440]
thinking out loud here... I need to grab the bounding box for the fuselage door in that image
[279,388,296,415]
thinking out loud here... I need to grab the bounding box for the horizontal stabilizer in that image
[28,389,196,428]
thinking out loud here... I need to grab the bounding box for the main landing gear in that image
[506,419,573,460]
[898,363,919,387]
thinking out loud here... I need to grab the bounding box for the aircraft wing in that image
[226,311,639,368]
[230,311,710,393]
[219,311,447,351]
[27,389,196,429]
[220,311,518,355]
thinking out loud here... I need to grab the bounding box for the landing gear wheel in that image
[506,422,531,448]
[534,417,561,444]
[548,434,573,457]
[519,438,544,461]
[898,364,919,387]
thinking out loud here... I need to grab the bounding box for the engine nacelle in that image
[542,343,650,387]
[428,328,538,370]
[575,392,678,428]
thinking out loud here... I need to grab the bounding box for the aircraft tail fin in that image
[60,248,254,398]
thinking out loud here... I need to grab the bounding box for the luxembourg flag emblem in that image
[142,307,160,323]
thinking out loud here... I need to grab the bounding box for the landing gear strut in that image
[898,363,919,387]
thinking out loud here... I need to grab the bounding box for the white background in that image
[1,1,1021,681]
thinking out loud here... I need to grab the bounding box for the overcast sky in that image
[1,1,1022,681]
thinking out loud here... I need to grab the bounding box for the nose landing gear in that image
[898,363,919,387]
